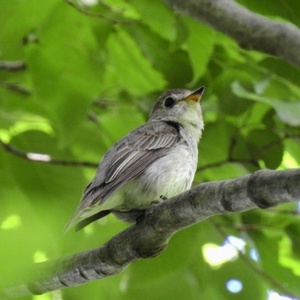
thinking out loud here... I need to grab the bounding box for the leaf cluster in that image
[1,0,300,299]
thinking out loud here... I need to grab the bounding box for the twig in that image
[211,219,299,299]
[0,61,26,71]
[0,140,98,168]
[92,98,117,109]
[197,133,300,173]
[64,0,134,24]
[255,134,300,160]
[0,81,31,96]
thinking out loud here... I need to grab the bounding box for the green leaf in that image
[0,131,83,286]
[247,129,284,169]
[196,121,254,180]
[249,230,300,296]
[283,140,300,167]
[285,222,300,260]
[0,0,60,57]
[103,28,166,96]
[278,234,300,276]
[259,57,300,88]
[2,1,300,298]
[199,121,234,164]
[182,17,215,83]
[127,25,193,87]
[232,82,300,126]
[24,2,106,146]
[213,70,254,116]
[129,0,176,41]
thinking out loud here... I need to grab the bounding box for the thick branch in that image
[2,168,300,299]
[165,0,300,68]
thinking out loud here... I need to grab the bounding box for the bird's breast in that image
[120,141,198,210]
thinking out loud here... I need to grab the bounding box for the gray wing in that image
[65,120,181,231]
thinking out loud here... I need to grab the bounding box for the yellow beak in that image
[183,86,205,102]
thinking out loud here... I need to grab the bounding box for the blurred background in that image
[1,0,300,299]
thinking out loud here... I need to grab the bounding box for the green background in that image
[1,0,300,299]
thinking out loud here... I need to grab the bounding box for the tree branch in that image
[164,0,300,68]
[64,0,136,24]
[0,61,26,71]
[0,140,98,169]
[2,168,300,299]
[0,81,31,96]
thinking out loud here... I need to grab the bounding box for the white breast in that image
[118,140,198,210]
[108,125,199,211]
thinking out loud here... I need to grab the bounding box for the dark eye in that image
[164,97,175,108]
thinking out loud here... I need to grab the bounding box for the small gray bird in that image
[65,87,205,232]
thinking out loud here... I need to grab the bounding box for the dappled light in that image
[226,279,243,294]
[1,0,300,299]
[202,236,246,268]
[1,215,22,230]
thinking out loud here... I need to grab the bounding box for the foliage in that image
[1,0,300,299]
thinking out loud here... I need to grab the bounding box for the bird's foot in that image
[150,195,167,207]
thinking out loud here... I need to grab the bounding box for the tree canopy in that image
[1,0,300,299]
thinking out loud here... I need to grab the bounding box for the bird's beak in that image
[183,86,205,103]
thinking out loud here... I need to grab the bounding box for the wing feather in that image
[65,121,181,231]
[99,121,180,190]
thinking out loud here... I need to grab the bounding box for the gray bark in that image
[165,0,300,68]
[2,169,300,299]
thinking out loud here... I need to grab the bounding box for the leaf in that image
[232,82,300,126]
[24,2,108,146]
[283,140,300,167]
[213,70,254,116]
[247,129,284,169]
[278,235,300,276]
[0,130,83,286]
[129,0,176,41]
[2,0,300,298]
[271,101,300,127]
[103,28,166,96]
[249,230,300,296]
[127,25,193,87]
[259,57,300,88]
[199,121,235,164]
[196,121,254,180]
[0,0,60,57]
[285,222,300,260]
[182,17,215,83]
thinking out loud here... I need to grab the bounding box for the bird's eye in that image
[164,97,175,108]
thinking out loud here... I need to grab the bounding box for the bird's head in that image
[149,87,205,140]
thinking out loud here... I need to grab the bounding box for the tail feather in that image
[75,210,111,231]
[63,204,111,234]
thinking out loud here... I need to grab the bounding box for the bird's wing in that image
[65,121,181,231]
[85,121,181,204]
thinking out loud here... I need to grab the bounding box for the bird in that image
[65,87,205,232]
